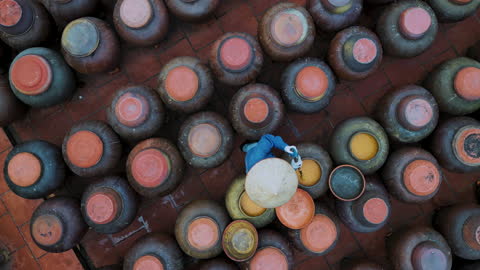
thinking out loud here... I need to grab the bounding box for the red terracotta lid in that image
[449,0,472,4]
[398,97,434,129]
[270,9,307,47]
[300,214,338,253]
[10,55,52,96]
[115,92,150,127]
[7,152,42,187]
[219,37,253,71]
[0,0,22,27]
[403,159,440,196]
[295,66,329,101]
[362,197,389,225]
[352,38,377,64]
[243,97,269,124]
[86,192,119,224]
[120,0,153,29]
[411,242,448,270]
[131,148,171,188]
[454,67,480,101]
[187,123,222,157]
[463,215,480,250]
[66,130,104,168]
[275,189,315,230]
[165,66,199,102]
[453,126,480,165]
[398,7,432,39]
[133,255,164,270]
[187,217,219,250]
[32,214,63,246]
[249,247,289,270]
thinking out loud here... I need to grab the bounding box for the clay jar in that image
[157,56,214,113]
[222,220,258,262]
[428,0,479,22]
[229,83,285,140]
[200,258,238,270]
[330,117,389,174]
[30,197,88,253]
[329,164,366,201]
[0,0,52,50]
[341,258,383,270]
[281,57,336,114]
[431,117,480,173]
[40,0,98,27]
[336,177,391,233]
[165,0,219,22]
[9,47,76,108]
[107,85,164,141]
[387,226,452,270]
[175,200,230,259]
[4,140,66,199]
[259,2,315,62]
[376,85,439,143]
[434,204,480,260]
[308,0,363,32]
[328,26,383,81]
[382,147,442,203]
[244,229,294,270]
[282,143,333,199]
[81,176,138,234]
[225,176,276,229]
[0,74,25,126]
[62,17,120,74]
[62,121,123,177]
[126,138,184,198]
[123,233,184,270]
[209,32,263,86]
[113,0,169,46]
[178,111,234,168]
[425,57,480,115]
[377,0,438,58]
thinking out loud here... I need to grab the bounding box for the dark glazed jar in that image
[165,0,219,22]
[62,120,123,177]
[328,26,383,81]
[308,0,362,32]
[175,200,230,259]
[81,176,138,234]
[425,57,480,115]
[434,204,480,260]
[244,230,294,270]
[341,258,383,270]
[376,85,439,143]
[377,0,438,58]
[0,0,52,50]
[200,258,238,270]
[30,197,88,253]
[178,111,234,168]
[0,74,25,126]
[157,56,214,114]
[229,83,285,140]
[387,226,452,270]
[259,2,315,62]
[428,0,479,22]
[40,0,98,27]
[431,117,480,173]
[107,85,164,141]
[113,0,169,46]
[209,32,263,86]
[62,17,120,74]
[281,57,336,114]
[9,47,76,108]
[4,140,65,199]
[123,233,184,270]
[126,138,184,198]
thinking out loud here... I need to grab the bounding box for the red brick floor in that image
[0,1,480,269]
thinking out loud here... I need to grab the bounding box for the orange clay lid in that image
[7,152,42,187]
[300,214,338,253]
[219,37,253,71]
[275,188,315,230]
[133,255,164,270]
[120,0,153,29]
[10,55,52,96]
[398,97,434,129]
[187,217,220,250]
[399,7,432,39]
[250,247,288,270]
[66,130,104,168]
[86,192,119,224]
[352,38,377,64]
[362,197,389,224]
[165,66,199,102]
[454,67,480,101]
[243,97,269,124]
[0,0,22,27]
[239,191,266,217]
[32,214,63,246]
[411,242,448,270]
[132,148,171,188]
[463,215,480,250]
[115,92,150,127]
[271,9,307,47]
[188,123,222,157]
[295,66,329,101]
[403,159,440,196]
[453,126,480,166]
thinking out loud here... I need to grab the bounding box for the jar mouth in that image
[270,8,308,47]
[349,132,379,161]
[62,18,100,57]
[32,214,64,246]
[133,255,164,270]
[119,0,153,29]
[454,67,480,101]
[294,66,329,102]
[403,159,440,196]
[66,130,104,168]
[453,126,480,166]
[362,197,389,224]
[397,96,434,131]
[187,123,222,158]
[132,148,171,188]
[296,159,322,187]
[328,165,366,201]
[0,0,23,27]
[222,220,258,262]
[249,247,289,270]
[115,92,150,127]
[239,191,266,217]
[85,191,120,224]
[10,55,53,96]
[398,7,432,40]
[165,66,199,102]
[7,152,42,187]
[187,217,220,250]
[218,36,254,72]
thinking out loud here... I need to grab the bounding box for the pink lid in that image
[219,37,253,71]
[270,9,306,47]
[115,92,150,127]
[131,149,171,188]
[0,0,22,27]
[352,38,377,64]
[86,192,118,224]
[399,7,432,39]
[120,0,153,29]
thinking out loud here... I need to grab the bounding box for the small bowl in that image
[328,164,366,201]
[222,220,258,262]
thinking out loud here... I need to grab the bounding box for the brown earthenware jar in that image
[243,229,294,270]
[308,0,363,32]
[341,258,383,270]
[0,74,25,126]
[40,0,98,27]
[165,0,219,22]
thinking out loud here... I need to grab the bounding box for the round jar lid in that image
[187,217,220,250]
[10,55,52,96]
[249,247,288,270]
[454,67,480,101]
[219,37,253,71]
[349,132,379,161]
[187,123,222,158]
[296,159,322,187]
[133,255,164,270]
[165,66,199,102]
[397,96,434,130]
[132,148,171,188]
[295,66,329,101]
[275,189,315,230]
[115,92,150,127]
[66,130,104,168]
[300,214,338,253]
[86,192,119,224]
[7,152,42,187]
[119,0,153,29]
[411,242,448,270]
[362,197,389,224]
[239,191,266,217]
[398,7,432,39]
[243,97,269,124]
[0,0,22,27]
[352,38,377,65]
[270,9,307,47]
[453,126,480,166]
[32,214,63,246]
[403,159,440,196]
[62,18,100,57]
[329,165,365,201]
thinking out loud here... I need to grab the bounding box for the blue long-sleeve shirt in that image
[245,134,288,173]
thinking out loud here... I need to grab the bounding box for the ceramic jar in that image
[244,229,294,270]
